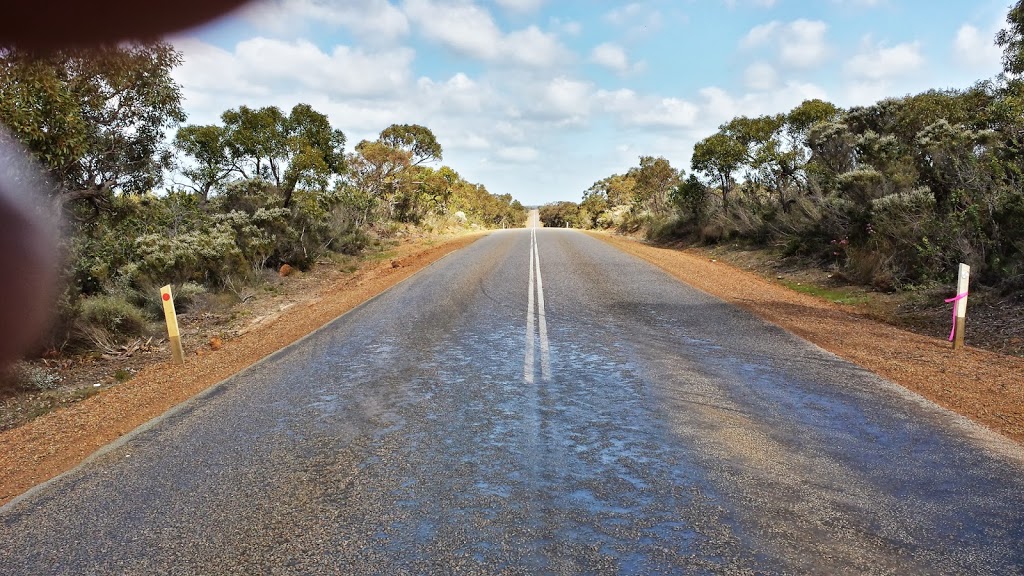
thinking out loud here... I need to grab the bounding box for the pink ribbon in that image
[944,291,968,341]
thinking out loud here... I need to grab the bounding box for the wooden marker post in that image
[160,284,185,364]
[952,263,970,350]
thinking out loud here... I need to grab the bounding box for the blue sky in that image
[169,0,1011,205]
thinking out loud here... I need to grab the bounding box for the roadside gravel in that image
[591,231,1024,445]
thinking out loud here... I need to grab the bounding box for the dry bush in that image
[75,295,152,348]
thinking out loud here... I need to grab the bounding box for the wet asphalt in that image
[2,226,1024,575]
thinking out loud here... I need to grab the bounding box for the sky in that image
[168,0,1011,205]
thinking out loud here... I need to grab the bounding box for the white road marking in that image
[533,228,551,381]
[524,226,536,384]
[524,217,552,383]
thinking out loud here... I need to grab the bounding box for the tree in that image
[0,42,185,212]
[628,156,681,215]
[787,99,840,135]
[997,1,1024,77]
[173,124,231,202]
[379,124,442,166]
[539,201,582,228]
[692,133,745,209]
[672,174,709,224]
[346,139,412,219]
[220,103,346,208]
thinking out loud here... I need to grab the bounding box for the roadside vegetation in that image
[0,42,525,395]
[544,3,1024,350]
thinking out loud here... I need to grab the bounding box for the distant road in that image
[2,223,1023,574]
[527,207,543,228]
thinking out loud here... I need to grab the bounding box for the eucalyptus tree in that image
[0,42,185,214]
[219,104,346,208]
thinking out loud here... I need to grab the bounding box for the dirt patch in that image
[693,243,1024,359]
[591,232,1024,445]
[0,232,485,505]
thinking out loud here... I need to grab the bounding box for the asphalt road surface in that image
[2,222,1024,575]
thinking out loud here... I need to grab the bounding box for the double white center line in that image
[524,225,551,383]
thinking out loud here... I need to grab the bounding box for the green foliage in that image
[692,133,745,208]
[183,103,348,209]
[539,202,584,228]
[581,173,636,228]
[998,2,1024,77]
[0,42,185,209]
[1,47,524,366]
[174,124,230,201]
[379,124,443,166]
[583,44,1024,294]
[672,175,709,225]
[78,295,151,343]
[779,281,870,306]
[628,156,682,215]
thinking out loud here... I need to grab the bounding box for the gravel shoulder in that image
[0,232,486,505]
[590,231,1024,445]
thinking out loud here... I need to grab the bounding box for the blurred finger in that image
[0,0,252,49]
[0,131,59,365]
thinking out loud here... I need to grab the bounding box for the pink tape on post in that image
[944,291,968,342]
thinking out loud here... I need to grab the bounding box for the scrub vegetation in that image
[546,3,1024,299]
[0,42,526,371]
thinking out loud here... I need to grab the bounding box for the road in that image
[2,221,1024,574]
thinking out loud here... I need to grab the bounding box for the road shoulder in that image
[589,231,1024,445]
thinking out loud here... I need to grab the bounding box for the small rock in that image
[279,264,294,277]
[391,259,403,268]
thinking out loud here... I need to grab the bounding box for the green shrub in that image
[77,295,151,343]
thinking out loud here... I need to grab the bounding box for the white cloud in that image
[446,132,491,150]
[697,82,829,129]
[953,24,1002,70]
[493,121,526,143]
[604,2,663,36]
[590,42,645,74]
[404,0,502,59]
[605,3,645,25]
[845,39,924,80]
[551,18,583,36]
[174,35,502,138]
[742,21,780,47]
[505,26,571,68]
[496,146,540,162]
[241,38,413,95]
[241,0,409,42]
[836,38,929,106]
[529,77,593,123]
[597,89,699,130]
[742,19,829,69]
[403,0,569,68]
[416,73,491,114]
[494,0,545,12]
[744,62,778,90]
